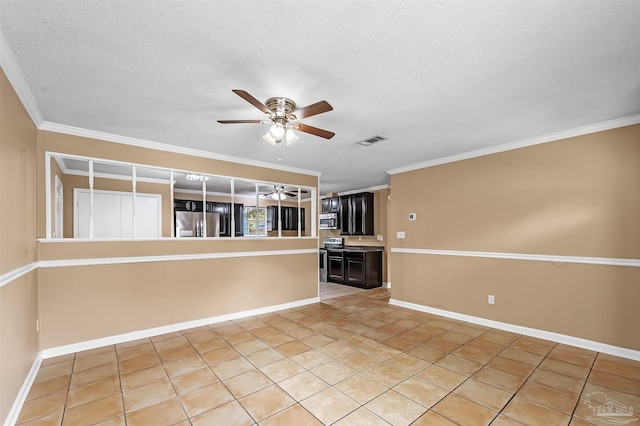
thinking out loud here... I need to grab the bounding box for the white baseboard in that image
[384,281,391,288]
[4,353,43,426]
[41,297,320,358]
[389,299,640,361]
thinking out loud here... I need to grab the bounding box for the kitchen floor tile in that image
[61,394,124,426]
[170,366,219,395]
[529,368,585,396]
[539,357,591,381]
[393,376,449,408]
[311,360,358,385]
[432,393,497,426]
[16,411,64,426]
[548,347,597,368]
[224,369,274,398]
[238,384,295,422]
[516,380,579,414]
[162,354,207,377]
[501,396,571,426]
[275,340,312,357]
[412,410,460,426]
[260,358,305,382]
[35,362,73,383]
[289,349,332,369]
[191,400,254,426]
[120,365,167,392]
[278,371,329,401]
[16,290,640,426]
[472,366,527,393]
[211,356,255,381]
[587,368,640,396]
[366,389,427,426]
[300,387,359,425]
[334,373,388,405]
[453,378,513,411]
[332,406,389,425]
[16,392,67,424]
[65,376,121,408]
[122,377,176,413]
[180,382,235,417]
[125,397,187,426]
[415,364,467,390]
[69,362,119,388]
[436,354,483,376]
[118,352,161,375]
[364,362,411,387]
[25,374,70,401]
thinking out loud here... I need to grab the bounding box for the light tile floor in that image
[17,288,640,425]
[319,281,366,300]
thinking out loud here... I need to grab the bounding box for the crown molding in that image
[0,30,43,127]
[39,121,323,177]
[320,184,389,198]
[387,114,640,175]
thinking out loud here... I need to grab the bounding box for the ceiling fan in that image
[218,90,335,145]
[260,186,309,200]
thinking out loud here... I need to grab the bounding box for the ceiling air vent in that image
[357,135,388,147]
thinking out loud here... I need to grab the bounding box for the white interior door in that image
[74,189,161,238]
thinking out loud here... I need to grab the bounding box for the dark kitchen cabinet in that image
[267,206,305,231]
[208,202,244,237]
[321,197,339,213]
[345,251,366,284]
[326,248,382,288]
[327,250,344,281]
[175,199,243,237]
[339,192,374,236]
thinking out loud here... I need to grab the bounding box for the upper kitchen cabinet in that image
[321,196,339,213]
[339,192,374,236]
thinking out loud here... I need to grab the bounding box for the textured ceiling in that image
[1,1,639,193]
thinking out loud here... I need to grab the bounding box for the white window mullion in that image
[89,160,94,239]
[231,179,235,238]
[170,170,174,237]
[131,165,137,238]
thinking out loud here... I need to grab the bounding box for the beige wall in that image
[0,69,39,423]
[39,251,317,348]
[389,124,640,350]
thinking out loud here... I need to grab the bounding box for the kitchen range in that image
[319,237,383,288]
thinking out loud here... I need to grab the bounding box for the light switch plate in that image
[409,213,417,220]
[397,231,406,238]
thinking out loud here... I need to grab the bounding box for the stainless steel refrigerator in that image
[175,212,220,237]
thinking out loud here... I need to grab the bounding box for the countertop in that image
[322,245,384,252]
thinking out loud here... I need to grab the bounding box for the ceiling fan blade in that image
[232,90,270,114]
[285,192,296,197]
[293,101,333,119]
[295,123,335,139]
[217,120,264,124]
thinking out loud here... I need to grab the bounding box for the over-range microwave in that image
[319,212,339,230]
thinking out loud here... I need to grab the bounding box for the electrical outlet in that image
[488,295,495,305]
[397,231,406,239]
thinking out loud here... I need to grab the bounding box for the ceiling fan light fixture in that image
[268,122,285,139]
[185,173,209,182]
[285,128,299,145]
[262,133,278,145]
[271,192,287,200]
